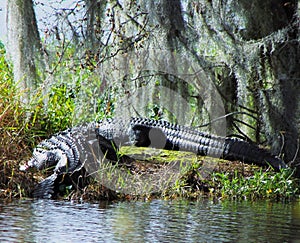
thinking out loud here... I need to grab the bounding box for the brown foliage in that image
[0,79,34,199]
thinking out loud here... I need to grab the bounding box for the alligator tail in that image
[223,138,286,171]
[129,118,286,171]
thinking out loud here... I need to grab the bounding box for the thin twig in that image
[288,138,300,167]
[279,131,285,158]
[232,122,253,142]
[232,118,256,131]
[196,111,258,128]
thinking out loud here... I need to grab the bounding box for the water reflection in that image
[0,199,300,242]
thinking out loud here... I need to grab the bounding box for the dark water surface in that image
[0,198,300,242]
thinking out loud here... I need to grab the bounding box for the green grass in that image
[211,168,299,201]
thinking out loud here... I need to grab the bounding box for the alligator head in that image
[20,148,68,172]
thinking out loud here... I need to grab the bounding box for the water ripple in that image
[0,199,300,242]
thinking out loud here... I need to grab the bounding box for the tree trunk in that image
[85,0,107,50]
[236,0,300,164]
[6,0,43,104]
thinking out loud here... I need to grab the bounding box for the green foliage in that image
[212,168,299,201]
[0,45,14,94]
[35,84,76,134]
[0,38,115,142]
[0,44,38,199]
[26,42,113,135]
[44,44,114,124]
[0,45,24,139]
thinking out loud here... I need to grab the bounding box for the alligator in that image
[20,117,287,199]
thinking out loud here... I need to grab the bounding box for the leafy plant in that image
[212,168,299,201]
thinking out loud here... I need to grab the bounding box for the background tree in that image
[6,0,45,104]
[178,0,300,167]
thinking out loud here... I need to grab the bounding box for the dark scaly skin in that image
[96,117,286,170]
[21,117,287,198]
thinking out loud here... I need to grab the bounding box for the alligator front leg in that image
[32,173,58,199]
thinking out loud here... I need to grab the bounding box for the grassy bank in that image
[0,44,299,202]
[0,43,37,199]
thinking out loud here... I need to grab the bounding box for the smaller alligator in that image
[20,117,287,199]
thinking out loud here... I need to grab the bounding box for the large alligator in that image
[20,117,287,199]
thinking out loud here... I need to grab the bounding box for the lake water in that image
[0,198,300,242]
